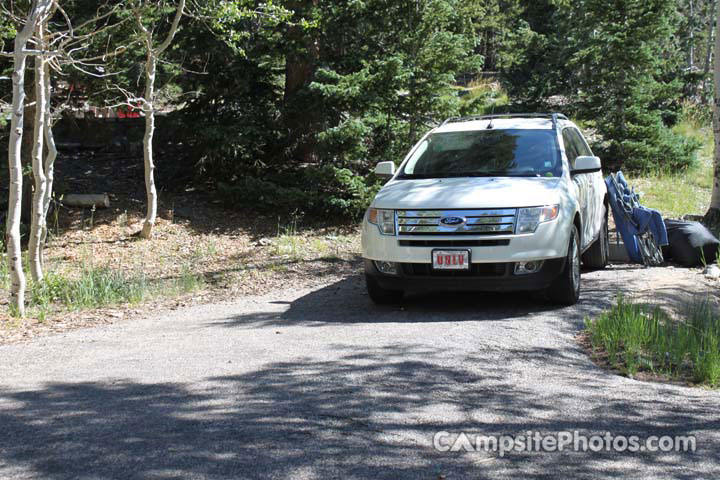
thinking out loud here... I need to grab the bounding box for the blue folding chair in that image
[605,172,666,266]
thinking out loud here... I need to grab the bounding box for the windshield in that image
[398,129,562,179]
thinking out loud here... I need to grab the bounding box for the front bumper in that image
[361,216,571,264]
[364,258,566,293]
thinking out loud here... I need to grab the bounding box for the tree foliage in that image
[567,0,699,170]
[2,0,711,220]
[498,0,700,170]
[174,0,482,218]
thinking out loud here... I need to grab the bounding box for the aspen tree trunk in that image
[7,0,51,316]
[690,0,696,71]
[705,0,720,225]
[7,54,30,316]
[137,0,185,239]
[703,0,717,102]
[139,51,157,239]
[40,58,57,268]
[28,23,48,282]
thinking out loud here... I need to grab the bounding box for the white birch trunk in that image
[40,58,57,268]
[709,0,720,213]
[28,23,48,282]
[137,0,184,240]
[703,0,717,101]
[6,2,47,316]
[690,0,696,71]
[140,51,157,239]
[7,57,29,316]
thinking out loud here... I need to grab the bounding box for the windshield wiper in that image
[499,172,544,177]
[397,173,442,179]
[451,171,543,178]
[398,171,547,179]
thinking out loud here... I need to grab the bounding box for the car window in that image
[562,129,580,168]
[403,139,430,175]
[398,129,562,179]
[569,128,593,158]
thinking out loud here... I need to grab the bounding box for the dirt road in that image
[0,266,717,479]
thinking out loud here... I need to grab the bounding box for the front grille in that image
[401,262,511,277]
[397,209,517,235]
[398,239,510,247]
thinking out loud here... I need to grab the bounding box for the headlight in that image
[517,205,559,234]
[368,208,395,235]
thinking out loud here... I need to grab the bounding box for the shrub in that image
[219,165,381,221]
[591,103,700,172]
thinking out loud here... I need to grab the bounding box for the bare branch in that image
[61,2,120,36]
[58,16,130,51]
[54,3,73,39]
[21,48,61,56]
[68,63,121,78]
[155,0,185,55]
[157,55,209,75]
[68,38,143,64]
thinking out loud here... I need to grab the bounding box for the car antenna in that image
[487,103,495,129]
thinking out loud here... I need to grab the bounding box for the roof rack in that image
[440,113,568,130]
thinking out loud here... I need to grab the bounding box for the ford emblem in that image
[440,216,466,226]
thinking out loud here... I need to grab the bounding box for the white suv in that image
[361,113,608,305]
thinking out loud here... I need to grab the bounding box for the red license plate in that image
[432,250,470,270]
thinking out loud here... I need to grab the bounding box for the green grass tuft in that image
[31,267,149,310]
[0,254,9,291]
[458,79,510,115]
[627,165,712,218]
[586,296,720,386]
[27,264,205,314]
[165,265,206,296]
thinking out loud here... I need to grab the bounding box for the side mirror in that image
[572,156,602,174]
[374,161,396,179]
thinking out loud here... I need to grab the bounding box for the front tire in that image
[547,226,581,306]
[582,206,609,270]
[366,275,404,305]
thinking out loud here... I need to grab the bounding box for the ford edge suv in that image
[361,113,609,305]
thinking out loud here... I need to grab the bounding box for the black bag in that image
[664,219,720,267]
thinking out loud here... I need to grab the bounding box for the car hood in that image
[372,176,563,210]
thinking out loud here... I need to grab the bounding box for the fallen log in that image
[61,193,110,209]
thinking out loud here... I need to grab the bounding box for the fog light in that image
[514,261,544,275]
[374,261,399,275]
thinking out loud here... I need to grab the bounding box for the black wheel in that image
[582,206,609,270]
[547,226,581,306]
[365,275,404,305]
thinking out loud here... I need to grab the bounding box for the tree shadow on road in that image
[0,343,717,479]
[209,273,615,332]
[2,266,717,478]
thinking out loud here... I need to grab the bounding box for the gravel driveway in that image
[0,266,718,479]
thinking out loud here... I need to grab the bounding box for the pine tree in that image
[498,0,572,108]
[306,0,483,165]
[173,0,483,217]
[568,0,699,170]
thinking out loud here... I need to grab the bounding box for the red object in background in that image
[117,102,142,118]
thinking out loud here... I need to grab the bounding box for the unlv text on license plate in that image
[432,250,471,270]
